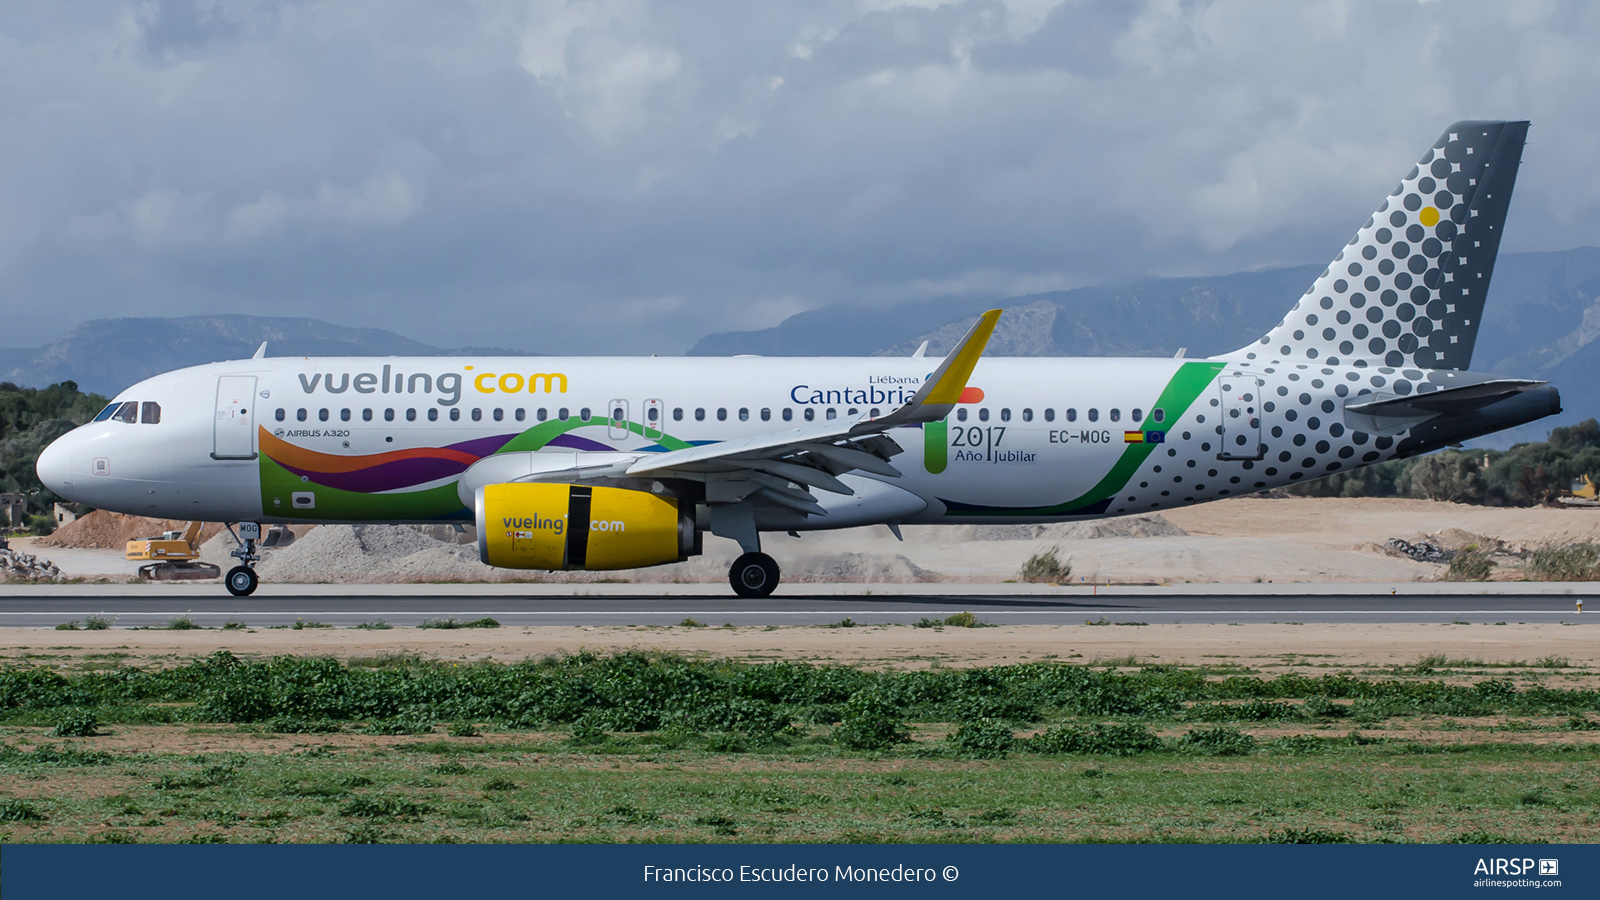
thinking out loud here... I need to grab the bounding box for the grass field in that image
[2,645,1598,844]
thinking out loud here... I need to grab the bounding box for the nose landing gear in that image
[729,552,780,599]
[224,522,262,597]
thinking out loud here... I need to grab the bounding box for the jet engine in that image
[476,482,700,570]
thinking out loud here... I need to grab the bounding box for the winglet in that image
[921,309,1000,405]
[860,309,1001,430]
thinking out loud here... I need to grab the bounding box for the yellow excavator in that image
[127,522,297,580]
[126,522,221,581]
[1561,475,1600,508]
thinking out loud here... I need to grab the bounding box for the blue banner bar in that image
[3,843,1594,899]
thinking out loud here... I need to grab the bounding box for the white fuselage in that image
[37,353,1468,528]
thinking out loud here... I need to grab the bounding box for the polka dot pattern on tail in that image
[1221,121,1528,372]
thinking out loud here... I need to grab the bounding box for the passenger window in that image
[1021,408,1032,422]
[363,409,373,421]
[319,408,330,422]
[782,408,793,421]
[613,406,625,422]
[515,408,525,421]
[1153,408,1165,423]
[113,401,138,423]
[428,409,439,421]
[537,408,547,421]
[450,408,461,421]
[1066,408,1077,422]
[1000,408,1011,422]
[384,408,395,422]
[493,408,504,421]
[1110,409,1121,422]
[804,408,815,421]
[141,402,161,424]
[580,408,591,421]
[869,408,880,418]
[717,408,727,421]
[1132,408,1143,422]
[341,409,351,422]
[978,408,990,422]
[760,408,770,421]
[695,408,705,421]
[826,408,837,420]
[406,409,417,422]
[673,408,683,421]
[297,408,308,422]
[472,408,482,421]
[94,403,120,422]
[1088,409,1099,422]
[275,408,286,422]
[847,408,858,416]
[738,408,749,422]
[558,408,569,421]
[957,408,968,422]
[1044,408,1055,422]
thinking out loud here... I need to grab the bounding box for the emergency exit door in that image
[213,376,258,460]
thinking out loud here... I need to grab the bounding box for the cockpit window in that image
[112,402,138,423]
[93,403,120,422]
[141,402,161,424]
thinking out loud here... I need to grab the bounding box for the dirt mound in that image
[1426,527,1508,553]
[952,514,1187,542]
[38,511,227,550]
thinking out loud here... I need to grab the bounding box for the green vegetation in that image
[0,381,109,528]
[417,617,501,630]
[1445,545,1494,582]
[1018,546,1070,582]
[1524,543,1600,581]
[0,651,1597,842]
[1286,418,1600,507]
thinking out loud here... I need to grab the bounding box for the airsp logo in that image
[274,428,286,437]
[1473,858,1551,876]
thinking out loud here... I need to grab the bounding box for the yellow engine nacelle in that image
[476,482,699,571]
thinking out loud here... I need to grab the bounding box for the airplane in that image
[35,120,1558,598]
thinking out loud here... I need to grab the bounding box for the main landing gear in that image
[224,522,262,597]
[729,552,780,599]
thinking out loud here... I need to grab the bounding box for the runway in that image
[1,583,1594,627]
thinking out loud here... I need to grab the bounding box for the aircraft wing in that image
[458,310,1001,515]
[620,310,1002,515]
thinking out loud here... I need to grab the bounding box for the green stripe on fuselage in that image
[940,361,1226,517]
[923,421,948,474]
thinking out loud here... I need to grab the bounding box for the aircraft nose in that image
[35,434,76,499]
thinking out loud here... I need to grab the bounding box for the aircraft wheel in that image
[224,566,259,597]
[729,552,780,599]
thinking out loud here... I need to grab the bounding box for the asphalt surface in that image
[0,584,1594,627]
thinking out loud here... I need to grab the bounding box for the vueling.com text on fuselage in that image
[296,365,569,407]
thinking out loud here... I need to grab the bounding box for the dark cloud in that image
[1,0,1597,355]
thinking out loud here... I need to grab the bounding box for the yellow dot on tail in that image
[1419,207,1440,227]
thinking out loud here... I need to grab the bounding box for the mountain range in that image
[0,315,534,397]
[4,247,1597,449]
[691,247,1600,447]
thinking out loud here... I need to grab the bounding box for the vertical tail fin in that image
[1224,120,1529,370]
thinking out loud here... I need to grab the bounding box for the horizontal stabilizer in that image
[1344,378,1545,436]
[1344,378,1545,417]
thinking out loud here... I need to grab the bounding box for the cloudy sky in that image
[2,0,1597,354]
